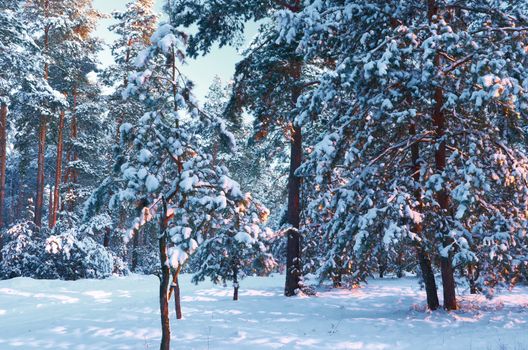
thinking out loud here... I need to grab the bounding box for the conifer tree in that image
[279,0,528,308]
[53,0,105,223]
[203,76,288,227]
[21,0,68,227]
[116,9,254,347]
[170,0,311,296]
[191,192,276,300]
[107,0,158,140]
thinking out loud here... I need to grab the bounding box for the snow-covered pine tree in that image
[0,220,113,280]
[278,0,528,308]
[87,0,159,270]
[198,76,234,160]
[0,0,118,281]
[201,76,287,228]
[117,10,257,348]
[106,0,158,140]
[19,0,105,229]
[20,0,75,227]
[191,189,276,301]
[0,0,61,258]
[2,0,67,231]
[44,0,106,228]
[170,0,317,296]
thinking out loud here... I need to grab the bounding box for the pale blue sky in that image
[93,0,257,102]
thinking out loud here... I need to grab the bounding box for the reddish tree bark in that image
[410,123,440,310]
[284,54,303,297]
[171,270,182,319]
[68,89,78,211]
[49,108,65,228]
[8,163,16,226]
[34,115,48,227]
[433,82,457,310]
[63,88,78,208]
[71,107,78,186]
[283,0,305,297]
[428,0,457,311]
[35,0,50,228]
[284,123,303,296]
[48,185,53,224]
[159,197,171,350]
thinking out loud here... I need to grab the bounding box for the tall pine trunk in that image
[285,57,303,297]
[433,86,457,310]
[233,264,239,301]
[8,169,16,225]
[48,185,53,223]
[0,102,7,229]
[284,1,304,297]
[67,89,78,211]
[171,269,182,319]
[49,107,65,228]
[131,227,140,271]
[159,197,171,350]
[428,0,457,310]
[410,123,440,310]
[34,115,47,227]
[434,86,457,310]
[35,2,50,228]
[103,227,111,247]
[0,102,7,261]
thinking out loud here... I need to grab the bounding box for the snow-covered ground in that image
[0,274,527,350]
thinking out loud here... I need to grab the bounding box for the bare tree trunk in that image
[103,227,111,247]
[8,170,16,225]
[48,185,53,224]
[171,270,182,319]
[395,250,404,278]
[49,108,65,228]
[285,58,303,297]
[417,247,440,309]
[428,0,457,312]
[332,257,343,286]
[167,268,183,319]
[131,227,139,272]
[71,113,78,185]
[410,123,440,310]
[0,102,6,261]
[433,61,457,310]
[35,1,50,228]
[67,89,78,211]
[233,265,239,301]
[159,197,171,350]
[34,115,47,227]
[0,102,7,229]
[468,264,479,294]
[378,262,386,279]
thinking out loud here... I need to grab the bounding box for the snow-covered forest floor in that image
[0,275,527,350]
